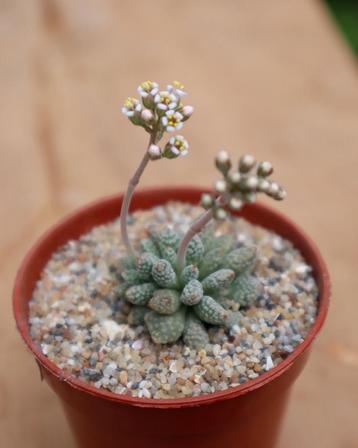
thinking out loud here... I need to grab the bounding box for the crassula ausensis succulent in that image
[118,228,257,348]
[119,81,287,348]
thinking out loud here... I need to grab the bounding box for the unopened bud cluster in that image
[122,80,193,161]
[201,150,287,219]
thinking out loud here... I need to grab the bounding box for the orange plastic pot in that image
[13,187,330,448]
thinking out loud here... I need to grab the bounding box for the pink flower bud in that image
[141,109,154,122]
[181,105,194,119]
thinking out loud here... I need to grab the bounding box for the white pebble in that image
[295,263,310,276]
[101,319,123,341]
[103,362,117,377]
[213,344,221,356]
[168,374,177,385]
[139,388,152,398]
[265,356,274,371]
[71,345,81,353]
[41,344,50,355]
[132,340,143,351]
[169,361,178,373]
[272,237,284,252]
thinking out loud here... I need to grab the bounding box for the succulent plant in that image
[118,227,257,348]
[118,82,287,348]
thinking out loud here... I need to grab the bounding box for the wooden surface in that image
[1,1,358,446]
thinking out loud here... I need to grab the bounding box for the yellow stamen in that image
[140,81,154,92]
[173,80,184,90]
[124,97,136,109]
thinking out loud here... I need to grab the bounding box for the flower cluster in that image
[200,151,287,220]
[122,80,194,160]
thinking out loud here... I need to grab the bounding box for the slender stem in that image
[177,195,226,271]
[177,209,213,271]
[120,132,156,257]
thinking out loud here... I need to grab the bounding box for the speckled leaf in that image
[230,273,257,306]
[183,312,209,348]
[127,306,150,325]
[225,246,257,273]
[125,283,156,306]
[152,259,178,288]
[145,309,185,344]
[148,289,181,315]
[194,295,229,325]
[180,279,203,305]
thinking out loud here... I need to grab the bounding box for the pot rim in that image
[13,186,330,409]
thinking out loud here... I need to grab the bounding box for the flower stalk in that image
[120,81,193,257]
[177,196,226,271]
[176,151,287,270]
[119,132,157,257]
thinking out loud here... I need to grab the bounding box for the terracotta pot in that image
[13,187,330,448]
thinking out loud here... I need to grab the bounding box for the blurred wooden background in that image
[1,0,357,446]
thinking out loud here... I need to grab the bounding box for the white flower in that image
[167,80,186,97]
[161,110,183,132]
[137,80,159,98]
[154,90,178,111]
[163,135,189,159]
[122,97,142,117]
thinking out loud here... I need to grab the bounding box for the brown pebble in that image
[119,370,128,385]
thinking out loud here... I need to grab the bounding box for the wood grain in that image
[1,1,357,446]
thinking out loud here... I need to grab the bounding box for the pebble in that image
[103,362,117,377]
[132,340,143,351]
[119,370,128,385]
[29,202,318,400]
[265,356,274,371]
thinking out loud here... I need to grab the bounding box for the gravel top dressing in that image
[29,202,318,399]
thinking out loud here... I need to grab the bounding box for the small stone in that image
[103,362,117,377]
[119,370,128,385]
[213,344,221,356]
[101,320,123,341]
[139,388,151,398]
[169,361,178,373]
[265,356,274,371]
[132,340,143,351]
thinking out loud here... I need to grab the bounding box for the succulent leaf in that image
[183,312,209,348]
[225,246,257,273]
[120,255,136,270]
[121,269,142,285]
[148,289,181,315]
[127,306,149,325]
[185,235,204,265]
[194,295,230,325]
[205,234,235,254]
[199,229,214,249]
[198,233,236,278]
[226,310,243,328]
[157,227,181,249]
[201,269,235,292]
[114,282,129,298]
[125,283,156,305]
[152,259,178,288]
[140,238,160,257]
[230,273,257,306]
[145,309,186,344]
[158,245,177,267]
[136,253,159,280]
[180,264,199,285]
[180,279,203,305]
